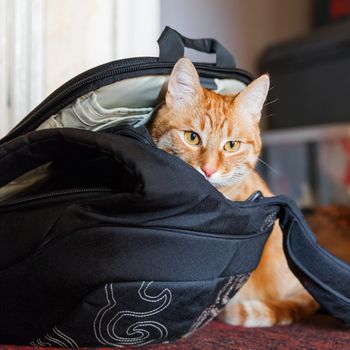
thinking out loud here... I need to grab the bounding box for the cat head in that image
[148,58,269,188]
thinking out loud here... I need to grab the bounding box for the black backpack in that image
[0,27,349,347]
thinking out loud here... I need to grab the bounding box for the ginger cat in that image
[147,58,319,327]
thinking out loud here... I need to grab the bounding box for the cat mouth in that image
[204,172,244,187]
[195,167,223,185]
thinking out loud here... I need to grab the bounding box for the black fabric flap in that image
[0,128,278,277]
[0,128,280,344]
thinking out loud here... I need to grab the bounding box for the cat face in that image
[148,58,269,188]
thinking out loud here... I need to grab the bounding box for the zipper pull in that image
[246,190,264,202]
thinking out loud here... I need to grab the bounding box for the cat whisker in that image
[257,158,280,175]
[263,98,279,108]
[261,113,276,120]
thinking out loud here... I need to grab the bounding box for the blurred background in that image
[0,0,349,207]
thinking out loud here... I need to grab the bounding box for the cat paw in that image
[218,300,292,327]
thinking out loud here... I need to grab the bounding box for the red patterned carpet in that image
[136,315,350,350]
[0,315,349,350]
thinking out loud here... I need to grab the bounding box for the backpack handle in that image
[157,26,236,69]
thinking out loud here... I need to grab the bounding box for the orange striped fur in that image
[147,58,318,327]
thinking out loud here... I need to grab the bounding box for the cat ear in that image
[234,74,270,123]
[166,57,202,109]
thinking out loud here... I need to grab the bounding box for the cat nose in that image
[201,166,217,178]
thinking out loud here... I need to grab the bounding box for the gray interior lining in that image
[0,163,51,201]
[37,75,247,132]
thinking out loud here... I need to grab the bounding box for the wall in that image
[0,0,44,131]
[44,0,160,96]
[44,0,117,96]
[0,0,160,136]
[160,0,313,74]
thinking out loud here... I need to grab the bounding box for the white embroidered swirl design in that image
[93,282,172,346]
[30,326,78,348]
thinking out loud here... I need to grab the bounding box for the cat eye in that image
[184,131,201,145]
[224,141,241,152]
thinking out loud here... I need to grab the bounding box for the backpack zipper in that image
[2,58,253,143]
[102,125,154,145]
[0,187,112,209]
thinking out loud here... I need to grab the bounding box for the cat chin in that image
[205,174,235,187]
[207,177,226,186]
[209,178,237,187]
[210,173,249,188]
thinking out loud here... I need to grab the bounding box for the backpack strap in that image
[273,195,350,324]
